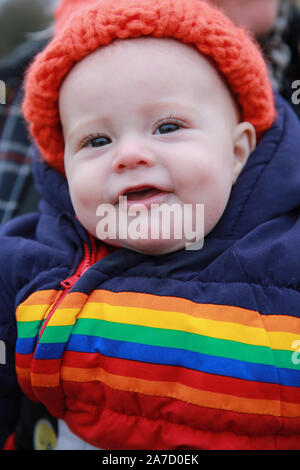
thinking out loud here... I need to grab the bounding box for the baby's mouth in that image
[124,187,161,201]
[117,185,170,207]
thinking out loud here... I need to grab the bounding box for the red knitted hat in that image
[22,0,276,175]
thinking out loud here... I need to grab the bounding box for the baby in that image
[1,0,300,451]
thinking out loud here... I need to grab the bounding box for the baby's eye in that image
[88,135,112,148]
[154,122,181,135]
[79,134,112,149]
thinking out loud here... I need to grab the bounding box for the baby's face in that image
[60,37,255,255]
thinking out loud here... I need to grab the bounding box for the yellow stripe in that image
[16,290,61,322]
[267,331,300,352]
[47,308,83,326]
[16,304,52,322]
[16,291,87,323]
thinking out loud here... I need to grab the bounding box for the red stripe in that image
[15,352,34,368]
[32,358,62,375]
[16,353,61,375]
[62,381,300,449]
[62,350,300,403]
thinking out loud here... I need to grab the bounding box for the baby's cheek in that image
[69,172,97,209]
[67,182,100,237]
[204,185,232,232]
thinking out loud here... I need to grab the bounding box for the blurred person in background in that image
[0,0,58,224]
[205,0,300,116]
[205,0,281,36]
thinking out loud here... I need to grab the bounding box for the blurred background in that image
[1,0,300,61]
[0,0,57,60]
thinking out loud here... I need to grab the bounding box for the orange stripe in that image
[60,365,300,418]
[54,291,87,309]
[19,290,59,306]
[17,367,60,388]
[282,401,300,418]
[31,372,60,388]
[16,366,31,380]
[261,315,300,334]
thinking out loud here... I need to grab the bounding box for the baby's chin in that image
[103,239,186,256]
[100,236,201,256]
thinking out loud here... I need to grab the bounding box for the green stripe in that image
[40,324,73,344]
[271,349,299,370]
[17,320,43,338]
[39,318,297,369]
[20,318,297,370]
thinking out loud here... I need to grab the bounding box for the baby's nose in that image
[112,141,156,172]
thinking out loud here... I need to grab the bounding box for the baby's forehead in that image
[73,38,230,84]
[95,36,195,58]
[80,36,219,78]
[60,36,240,123]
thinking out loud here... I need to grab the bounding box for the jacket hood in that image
[32,92,300,247]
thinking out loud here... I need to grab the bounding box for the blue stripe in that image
[16,337,36,354]
[25,333,300,387]
[34,341,66,360]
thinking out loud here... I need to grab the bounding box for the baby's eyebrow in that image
[65,115,112,142]
[139,101,200,116]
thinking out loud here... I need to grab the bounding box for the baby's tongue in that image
[126,188,160,201]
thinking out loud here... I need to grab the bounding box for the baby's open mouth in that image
[124,187,161,201]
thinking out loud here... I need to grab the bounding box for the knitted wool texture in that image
[22,0,276,176]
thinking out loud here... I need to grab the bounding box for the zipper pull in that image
[60,259,91,290]
[61,273,81,290]
[61,241,93,290]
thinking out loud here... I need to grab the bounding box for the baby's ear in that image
[232,122,256,185]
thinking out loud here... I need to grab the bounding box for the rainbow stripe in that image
[16,289,300,420]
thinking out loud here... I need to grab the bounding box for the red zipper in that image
[34,235,114,347]
[36,240,93,344]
